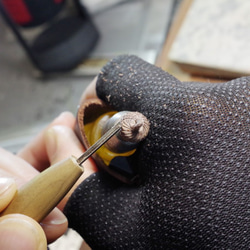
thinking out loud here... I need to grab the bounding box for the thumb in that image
[0,214,47,250]
[45,125,97,209]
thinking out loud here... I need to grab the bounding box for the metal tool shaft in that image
[77,122,121,165]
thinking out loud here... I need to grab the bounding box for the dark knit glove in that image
[65,55,249,249]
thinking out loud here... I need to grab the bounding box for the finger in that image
[18,112,76,172]
[0,147,39,187]
[0,214,47,250]
[0,148,68,242]
[45,125,97,210]
[45,126,84,164]
[0,178,17,212]
[40,207,68,244]
[96,55,180,111]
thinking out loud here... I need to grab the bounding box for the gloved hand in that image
[65,55,249,249]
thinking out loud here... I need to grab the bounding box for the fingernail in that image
[0,178,16,196]
[41,208,68,226]
[0,178,17,212]
[45,127,57,159]
[45,126,66,164]
[45,125,81,165]
[0,214,47,250]
[45,126,69,158]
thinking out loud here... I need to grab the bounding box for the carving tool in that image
[85,111,150,165]
[1,122,121,222]
[84,110,150,183]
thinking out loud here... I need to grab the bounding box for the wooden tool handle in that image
[1,156,83,222]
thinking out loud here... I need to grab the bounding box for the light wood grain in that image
[2,156,83,222]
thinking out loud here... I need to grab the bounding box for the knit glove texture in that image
[65,55,249,250]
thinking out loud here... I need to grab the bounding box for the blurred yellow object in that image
[85,111,136,166]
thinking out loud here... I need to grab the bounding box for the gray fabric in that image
[65,55,250,249]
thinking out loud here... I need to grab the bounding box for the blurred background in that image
[0,0,179,152]
[0,0,248,249]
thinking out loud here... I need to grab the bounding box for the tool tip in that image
[119,112,150,142]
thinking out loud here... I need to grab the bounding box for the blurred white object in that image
[169,0,250,78]
[49,229,84,250]
[75,0,175,75]
[80,0,126,14]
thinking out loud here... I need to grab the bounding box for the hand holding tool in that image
[1,122,121,222]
